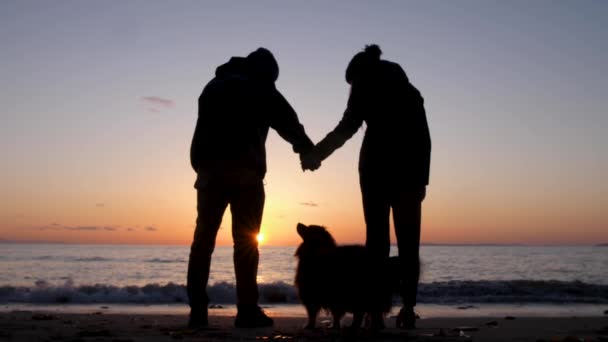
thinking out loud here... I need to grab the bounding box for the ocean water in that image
[0,244,607,306]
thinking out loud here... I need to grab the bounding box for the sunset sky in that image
[1,1,607,246]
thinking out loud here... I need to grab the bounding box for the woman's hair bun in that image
[363,44,382,61]
[345,44,382,84]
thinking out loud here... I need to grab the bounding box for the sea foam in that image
[1,280,606,304]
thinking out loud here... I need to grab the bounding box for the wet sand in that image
[1,310,607,341]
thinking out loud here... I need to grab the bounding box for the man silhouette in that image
[302,45,431,329]
[188,48,314,328]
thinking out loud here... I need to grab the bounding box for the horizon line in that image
[0,239,606,247]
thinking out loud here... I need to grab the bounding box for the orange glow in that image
[2,141,607,246]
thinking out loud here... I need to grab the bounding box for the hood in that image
[379,60,409,83]
[215,57,248,78]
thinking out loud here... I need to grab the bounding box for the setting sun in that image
[256,233,265,244]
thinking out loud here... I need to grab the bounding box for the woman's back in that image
[355,61,430,183]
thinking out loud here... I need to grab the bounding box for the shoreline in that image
[1,309,607,341]
[3,302,607,318]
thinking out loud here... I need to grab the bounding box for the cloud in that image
[145,226,158,232]
[66,226,100,231]
[141,96,174,108]
[35,224,121,232]
[96,203,105,208]
[66,225,121,232]
[299,201,319,207]
[127,228,136,232]
[35,225,62,231]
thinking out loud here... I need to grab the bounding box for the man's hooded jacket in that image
[190,56,313,185]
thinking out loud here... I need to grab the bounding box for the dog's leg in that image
[304,304,319,329]
[351,311,364,329]
[369,311,385,331]
[330,309,343,329]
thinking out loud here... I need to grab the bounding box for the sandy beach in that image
[1,309,607,342]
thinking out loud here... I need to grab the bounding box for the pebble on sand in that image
[32,313,56,320]
[485,321,499,327]
[452,326,479,332]
[77,329,112,337]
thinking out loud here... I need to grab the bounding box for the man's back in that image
[192,74,270,176]
[190,56,313,181]
[191,56,277,179]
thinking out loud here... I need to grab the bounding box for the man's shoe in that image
[396,307,418,330]
[234,305,273,328]
[365,312,385,331]
[188,308,208,329]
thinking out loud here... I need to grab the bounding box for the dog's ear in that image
[296,223,307,238]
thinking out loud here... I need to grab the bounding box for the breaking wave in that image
[143,258,186,263]
[0,280,606,304]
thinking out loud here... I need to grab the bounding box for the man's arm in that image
[419,101,431,185]
[268,88,314,154]
[190,117,202,172]
[409,84,431,186]
[190,88,213,173]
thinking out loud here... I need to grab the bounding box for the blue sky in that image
[1,1,607,245]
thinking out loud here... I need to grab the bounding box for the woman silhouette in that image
[304,44,431,329]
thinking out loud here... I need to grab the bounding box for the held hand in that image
[300,151,321,171]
